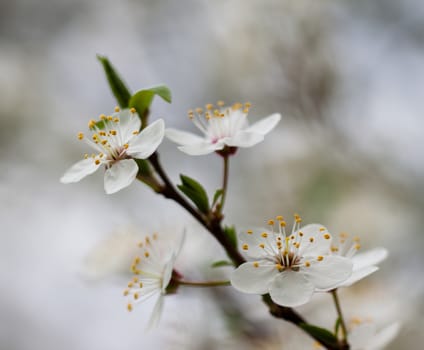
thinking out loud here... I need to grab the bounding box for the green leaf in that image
[97,55,132,108]
[212,189,223,207]
[129,85,172,124]
[211,260,234,268]
[224,225,237,249]
[177,174,210,214]
[299,323,338,346]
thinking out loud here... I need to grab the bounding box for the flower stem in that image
[331,289,348,343]
[219,154,230,212]
[178,279,231,287]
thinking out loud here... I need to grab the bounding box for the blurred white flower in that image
[123,230,185,328]
[329,233,388,288]
[347,319,400,350]
[165,101,280,155]
[230,215,352,307]
[60,107,164,194]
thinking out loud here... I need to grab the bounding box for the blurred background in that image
[1,0,423,349]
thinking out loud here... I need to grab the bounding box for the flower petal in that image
[297,224,332,257]
[118,109,141,143]
[226,131,264,148]
[178,141,221,156]
[127,119,165,159]
[231,261,279,294]
[60,158,101,183]
[352,248,388,271]
[238,228,278,259]
[340,265,379,288]
[349,323,376,349]
[302,255,352,290]
[103,159,138,194]
[269,270,314,307]
[165,128,205,146]
[244,113,281,135]
[367,322,400,350]
[147,295,164,329]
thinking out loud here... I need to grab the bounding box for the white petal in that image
[349,323,376,349]
[165,128,205,146]
[231,261,279,294]
[226,131,264,148]
[127,119,165,159]
[302,255,353,290]
[269,270,314,307]
[339,266,379,288]
[178,141,221,156]
[147,295,164,329]
[366,322,400,350]
[103,159,138,194]
[238,228,278,259]
[118,109,141,143]
[352,248,388,271]
[244,113,281,135]
[297,224,332,256]
[60,158,101,183]
[162,259,174,293]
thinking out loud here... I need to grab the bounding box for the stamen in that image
[317,256,324,261]
[130,107,136,114]
[242,244,249,250]
[77,132,84,140]
[253,262,259,268]
[114,106,120,112]
[324,233,331,240]
[127,303,133,312]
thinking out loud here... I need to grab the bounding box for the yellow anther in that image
[295,242,300,249]
[130,107,137,114]
[277,241,283,249]
[213,109,220,116]
[205,103,214,110]
[132,277,139,283]
[276,215,283,221]
[88,119,96,128]
[99,114,106,120]
[275,263,283,271]
[232,102,242,110]
[299,231,304,237]
[99,131,106,136]
[290,235,295,240]
[123,143,129,149]
[319,227,326,232]
[245,102,252,108]
[246,229,253,234]
[110,130,117,136]
[259,243,265,249]
[133,269,141,275]
[309,237,315,243]
[101,140,107,145]
[217,100,225,107]
[331,246,339,252]
[113,117,120,123]
[94,159,101,165]
[355,244,361,250]
[128,282,134,288]
[242,244,249,250]
[305,261,311,267]
[280,221,286,227]
[123,289,129,296]
[139,282,143,288]
[134,293,139,300]
[195,107,203,114]
[134,256,141,264]
[295,217,302,223]
[268,219,275,225]
[145,237,150,244]
[243,108,249,114]
[317,256,324,261]
[84,154,89,159]
[261,232,268,238]
[132,130,139,135]
[77,132,84,140]
[205,112,211,120]
[107,116,113,121]
[144,251,150,258]
[253,262,259,268]
[114,106,120,112]
[353,236,360,242]
[127,303,133,312]
[219,113,225,118]
[324,233,331,240]
[99,153,104,158]
[137,242,143,248]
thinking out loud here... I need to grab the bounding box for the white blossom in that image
[123,231,185,328]
[230,215,353,307]
[165,101,280,155]
[60,107,164,194]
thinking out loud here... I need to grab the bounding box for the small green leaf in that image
[299,323,338,346]
[177,174,210,214]
[224,225,237,249]
[129,85,172,127]
[97,55,132,108]
[212,189,223,207]
[211,260,234,268]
